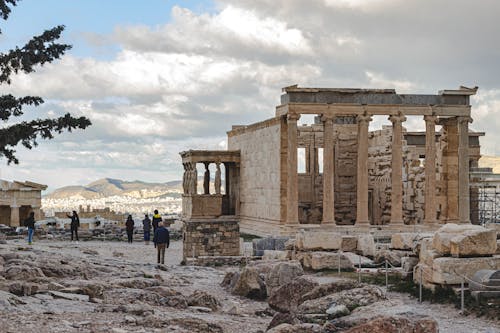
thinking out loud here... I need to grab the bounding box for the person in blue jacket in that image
[153,221,170,264]
[23,212,35,245]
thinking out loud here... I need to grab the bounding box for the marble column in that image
[356,113,372,225]
[286,113,300,224]
[458,116,472,223]
[215,162,222,195]
[10,205,19,227]
[322,115,336,224]
[182,163,189,194]
[424,115,438,224]
[389,113,406,225]
[190,162,198,195]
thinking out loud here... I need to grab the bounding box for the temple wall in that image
[228,117,284,236]
[368,127,427,225]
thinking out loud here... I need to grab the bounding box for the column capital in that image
[287,113,301,122]
[457,116,473,125]
[424,115,438,124]
[320,114,335,123]
[389,112,407,124]
[357,113,372,124]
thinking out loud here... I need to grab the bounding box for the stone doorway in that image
[19,206,32,225]
[0,205,10,226]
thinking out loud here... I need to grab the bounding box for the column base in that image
[321,220,336,224]
[390,220,405,225]
[355,220,370,226]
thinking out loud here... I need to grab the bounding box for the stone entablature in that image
[0,180,47,226]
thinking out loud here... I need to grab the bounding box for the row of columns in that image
[8,205,41,226]
[285,112,471,226]
[182,162,222,195]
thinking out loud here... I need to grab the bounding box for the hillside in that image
[478,155,500,174]
[45,178,183,199]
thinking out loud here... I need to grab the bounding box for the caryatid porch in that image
[277,85,478,227]
[179,150,240,219]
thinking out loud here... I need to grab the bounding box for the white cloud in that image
[365,71,417,93]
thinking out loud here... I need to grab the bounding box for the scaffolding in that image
[470,179,500,225]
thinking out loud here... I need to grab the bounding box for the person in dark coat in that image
[152,209,162,232]
[153,221,170,264]
[67,211,80,241]
[142,214,151,245]
[125,215,135,243]
[23,211,35,245]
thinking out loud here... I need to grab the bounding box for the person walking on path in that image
[153,221,170,264]
[152,209,162,233]
[23,211,35,245]
[125,215,135,243]
[67,211,80,242]
[142,214,151,245]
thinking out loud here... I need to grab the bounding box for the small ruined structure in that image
[181,85,487,237]
[0,180,46,226]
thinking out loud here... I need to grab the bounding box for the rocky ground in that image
[0,239,498,333]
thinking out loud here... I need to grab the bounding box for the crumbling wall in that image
[403,149,425,224]
[368,127,392,224]
[182,220,239,260]
[368,126,426,225]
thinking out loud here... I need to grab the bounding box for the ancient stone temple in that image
[0,180,46,226]
[181,85,482,237]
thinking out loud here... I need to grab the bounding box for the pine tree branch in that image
[0,0,17,21]
[0,26,72,84]
[0,114,92,164]
[0,94,44,120]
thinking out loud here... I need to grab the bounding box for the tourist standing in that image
[142,213,151,245]
[23,211,35,245]
[125,215,135,243]
[152,209,162,232]
[67,211,80,242]
[153,221,170,264]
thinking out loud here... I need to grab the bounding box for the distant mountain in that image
[45,178,183,199]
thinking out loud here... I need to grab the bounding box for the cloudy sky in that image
[1,0,500,192]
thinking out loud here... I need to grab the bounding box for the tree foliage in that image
[0,0,91,164]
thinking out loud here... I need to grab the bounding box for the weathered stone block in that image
[391,233,418,250]
[431,256,500,285]
[308,252,353,271]
[263,250,290,261]
[450,229,497,257]
[433,224,494,255]
[295,231,341,251]
[341,236,357,252]
[253,237,290,256]
[356,234,375,257]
